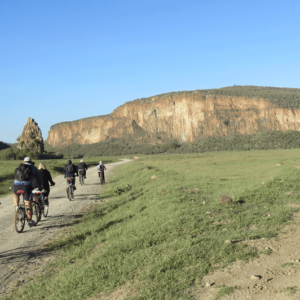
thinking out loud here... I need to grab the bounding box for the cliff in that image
[17,118,44,153]
[46,88,300,148]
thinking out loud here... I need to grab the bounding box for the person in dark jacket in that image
[12,156,42,227]
[77,159,88,179]
[38,163,55,205]
[63,160,78,198]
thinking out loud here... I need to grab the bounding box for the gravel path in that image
[0,159,132,298]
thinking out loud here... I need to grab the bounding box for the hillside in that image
[0,142,10,151]
[46,86,300,148]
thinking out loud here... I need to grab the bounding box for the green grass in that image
[215,285,235,299]
[0,156,118,197]
[281,262,294,268]
[283,287,297,295]
[4,149,300,300]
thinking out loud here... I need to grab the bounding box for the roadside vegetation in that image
[44,130,300,157]
[0,156,118,197]
[4,149,300,299]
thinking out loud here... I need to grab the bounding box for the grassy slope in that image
[0,156,118,197]
[5,149,300,300]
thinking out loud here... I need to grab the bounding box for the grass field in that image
[0,156,119,197]
[4,149,300,300]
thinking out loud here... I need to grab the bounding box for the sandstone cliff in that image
[46,90,300,148]
[17,118,44,153]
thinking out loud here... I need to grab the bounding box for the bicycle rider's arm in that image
[48,170,54,185]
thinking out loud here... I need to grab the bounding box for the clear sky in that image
[1,0,299,143]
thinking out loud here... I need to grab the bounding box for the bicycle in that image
[32,189,49,220]
[98,171,104,185]
[66,178,74,200]
[14,190,41,233]
[78,169,85,185]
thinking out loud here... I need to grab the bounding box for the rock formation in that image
[46,90,300,148]
[17,118,44,153]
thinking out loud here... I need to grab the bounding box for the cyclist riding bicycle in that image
[12,156,42,227]
[32,163,55,205]
[63,160,78,199]
[97,161,107,183]
[77,159,88,179]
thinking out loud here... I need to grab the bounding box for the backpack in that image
[99,165,104,171]
[14,164,33,181]
[66,164,74,173]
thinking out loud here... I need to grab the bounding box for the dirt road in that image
[0,159,132,298]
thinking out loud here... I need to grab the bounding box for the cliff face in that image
[46,91,300,147]
[18,118,44,153]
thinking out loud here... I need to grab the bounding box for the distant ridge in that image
[0,141,11,150]
[46,86,300,148]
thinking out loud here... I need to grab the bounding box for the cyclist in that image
[77,159,88,179]
[97,161,107,183]
[36,163,55,205]
[12,156,42,227]
[63,160,78,198]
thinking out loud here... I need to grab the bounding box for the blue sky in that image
[1,0,299,143]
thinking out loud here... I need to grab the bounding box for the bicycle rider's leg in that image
[12,193,19,207]
[25,186,33,220]
[44,191,49,205]
[66,178,70,198]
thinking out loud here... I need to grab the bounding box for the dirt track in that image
[0,159,132,298]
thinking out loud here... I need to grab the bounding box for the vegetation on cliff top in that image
[122,85,300,109]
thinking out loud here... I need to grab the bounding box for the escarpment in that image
[46,88,300,148]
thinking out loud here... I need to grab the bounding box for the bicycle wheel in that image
[31,202,41,225]
[43,203,49,217]
[68,186,72,201]
[100,174,104,185]
[71,187,74,199]
[14,207,25,233]
[79,175,83,186]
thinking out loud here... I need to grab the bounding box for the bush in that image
[114,184,132,195]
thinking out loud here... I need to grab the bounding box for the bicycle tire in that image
[14,207,25,233]
[31,202,41,225]
[43,204,49,217]
[68,186,72,201]
[37,198,42,222]
[71,187,74,199]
